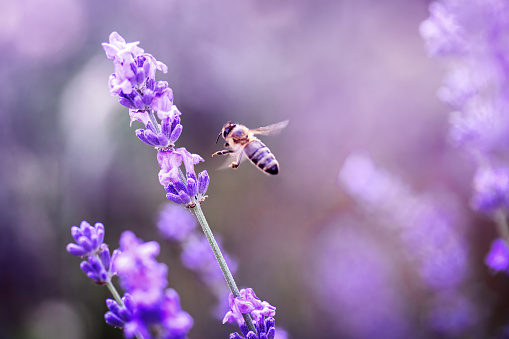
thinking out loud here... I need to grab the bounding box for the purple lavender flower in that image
[113,231,193,338]
[485,238,509,272]
[158,147,209,206]
[66,221,105,257]
[471,166,509,214]
[66,221,117,284]
[102,32,169,109]
[421,1,509,153]
[103,32,180,149]
[114,231,168,306]
[157,203,197,242]
[223,288,276,339]
[79,244,118,285]
[122,288,194,339]
[105,294,134,328]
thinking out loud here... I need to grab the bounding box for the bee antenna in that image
[216,132,222,144]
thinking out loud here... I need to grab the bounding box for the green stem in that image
[104,264,144,339]
[148,110,161,134]
[177,168,257,334]
[106,281,123,306]
[191,203,258,335]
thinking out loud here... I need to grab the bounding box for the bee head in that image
[223,122,236,137]
[216,122,236,143]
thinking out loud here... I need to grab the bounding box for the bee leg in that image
[229,152,243,169]
[212,149,234,157]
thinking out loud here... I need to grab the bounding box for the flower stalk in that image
[191,203,257,335]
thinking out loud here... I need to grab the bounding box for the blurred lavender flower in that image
[485,238,509,273]
[157,204,197,242]
[471,166,509,214]
[308,216,411,339]
[113,231,193,338]
[339,152,476,335]
[421,0,509,285]
[420,1,509,155]
[223,288,276,339]
[114,231,168,306]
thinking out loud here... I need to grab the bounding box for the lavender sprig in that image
[103,31,268,337]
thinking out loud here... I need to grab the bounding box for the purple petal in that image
[105,311,125,328]
[66,243,86,257]
[169,124,182,143]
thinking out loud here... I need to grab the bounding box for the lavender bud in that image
[136,129,157,147]
[169,124,182,143]
[178,191,192,204]
[132,94,145,110]
[198,170,210,194]
[119,97,136,109]
[144,130,160,146]
[230,334,244,339]
[143,89,154,106]
[161,116,171,139]
[157,133,169,147]
[186,177,198,197]
[77,236,93,253]
[170,115,180,132]
[166,192,185,204]
[99,245,111,270]
[135,67,146,85]
[173,180,187,194]
[105,312,125,328]
[146,77,155,91]
[66,243,87,257]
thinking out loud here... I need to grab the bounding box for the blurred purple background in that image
[1,0,506,338]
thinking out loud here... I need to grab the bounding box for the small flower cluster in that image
[223,288,276,339]
[157,203,238,316]
[103,32,209,207]
[420,1,509,273]
[66,221,117,285]
[67,222,193,339]
[158,148,209,207]
[339,152,475,336]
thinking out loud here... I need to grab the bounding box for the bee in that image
[212,120,289,175]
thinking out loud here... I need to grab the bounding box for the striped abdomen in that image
[243,139,279,175]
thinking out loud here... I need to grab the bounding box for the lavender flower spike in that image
[66,221,105,257]
[223,288,277,339]
[158,147,209,207]
[105,294,135,328]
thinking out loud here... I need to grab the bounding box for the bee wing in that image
[251,120,289,136]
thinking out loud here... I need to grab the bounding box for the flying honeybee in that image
[212,120,289,175]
